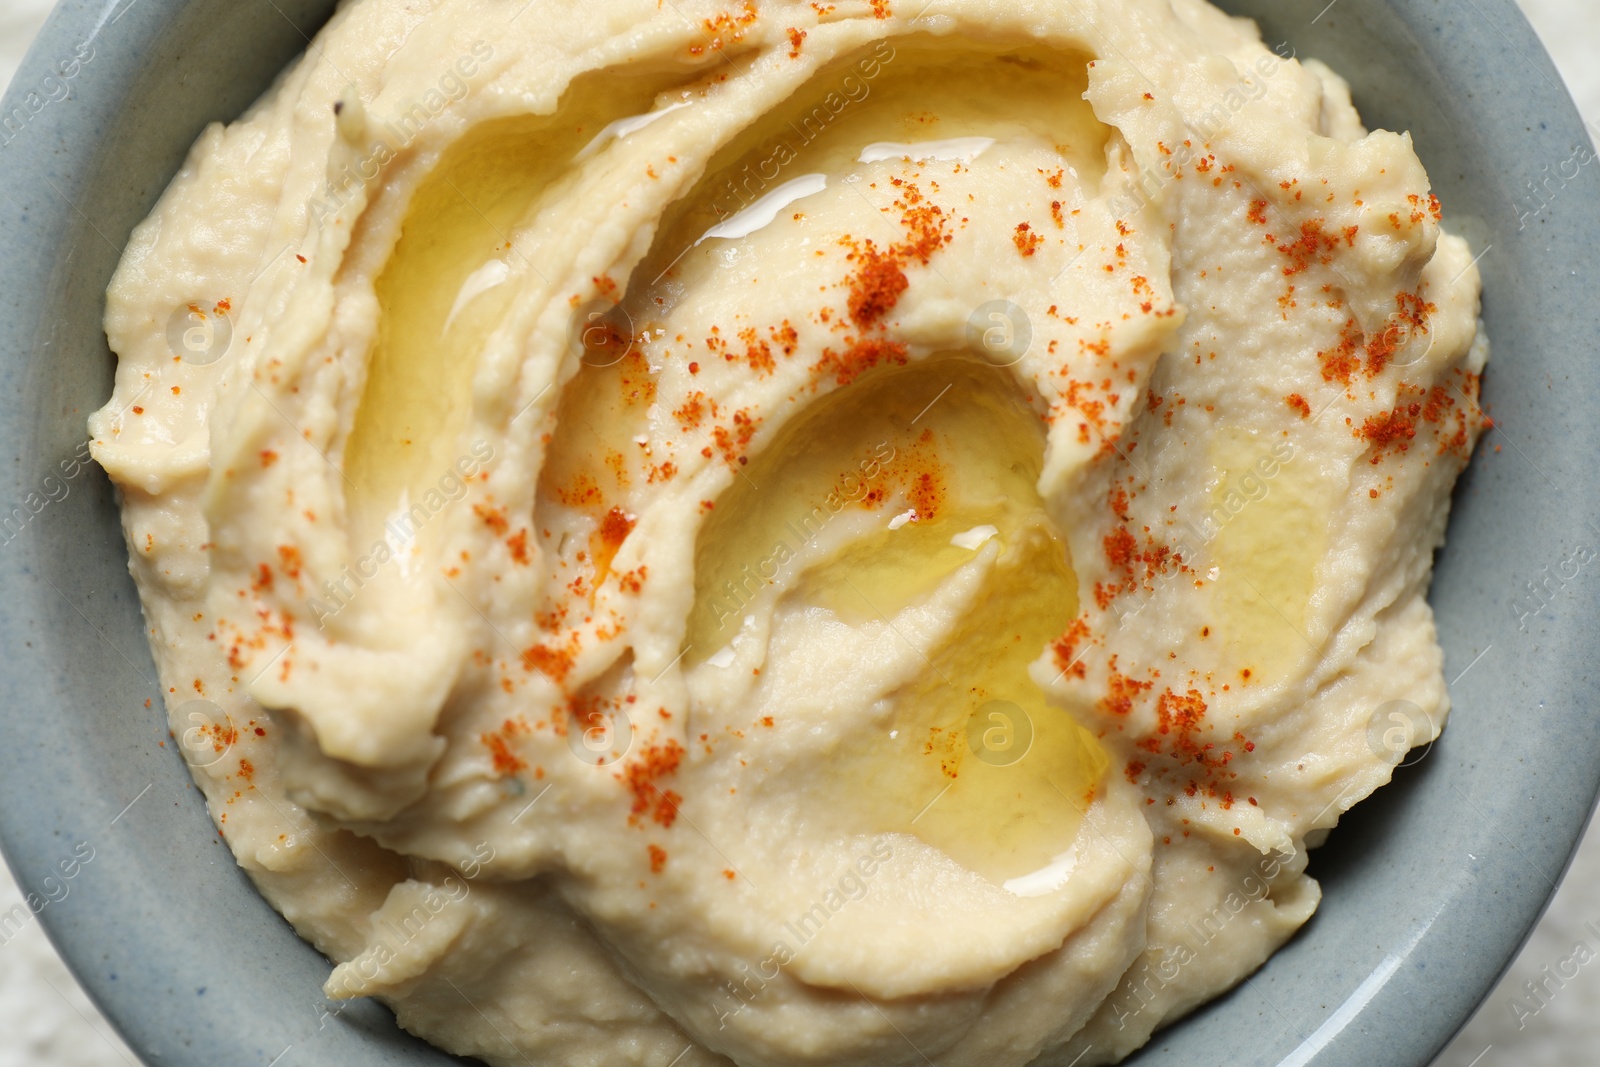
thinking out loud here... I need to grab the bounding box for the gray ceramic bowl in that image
[1,1,1596,1064]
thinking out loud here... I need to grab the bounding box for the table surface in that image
[1,2,1597,1065]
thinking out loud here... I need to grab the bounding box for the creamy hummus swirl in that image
[90,0,1487,1063]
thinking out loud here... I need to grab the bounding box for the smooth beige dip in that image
[90,0,1487,1062]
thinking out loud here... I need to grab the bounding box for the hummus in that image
[89,0,1488,1062]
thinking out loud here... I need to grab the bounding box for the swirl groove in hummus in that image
[90,0,1488,1063]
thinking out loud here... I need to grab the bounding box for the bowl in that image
[1,1,1596,1064]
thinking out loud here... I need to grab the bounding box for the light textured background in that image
[1,1,1597,1065]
